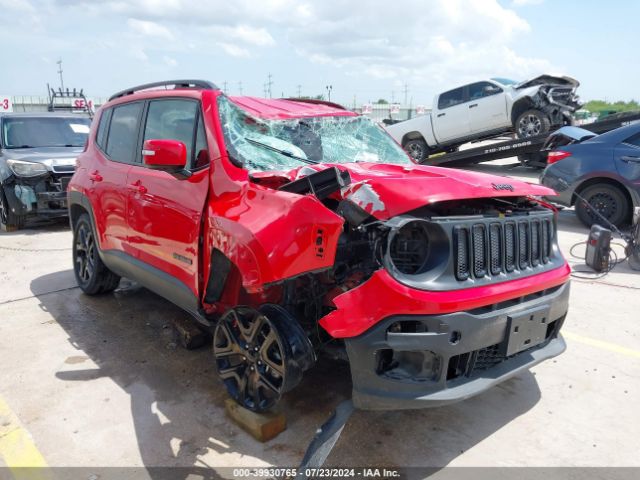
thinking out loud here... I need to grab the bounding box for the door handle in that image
[127,180,148,194]
[469,103,478,108]
[89,171,102,182]
[437,113,445,117]
[621,155,640,163]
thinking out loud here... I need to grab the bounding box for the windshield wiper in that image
[245,138,319,165]
[8,145,34,149]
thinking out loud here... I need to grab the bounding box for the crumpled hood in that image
[3,146,83,171]
[515,74,579,89]
[286,162,556,220]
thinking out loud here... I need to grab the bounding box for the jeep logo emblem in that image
[492,183,514,191]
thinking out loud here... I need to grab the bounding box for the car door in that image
[92,102,142,253]
[126,98,211,297]
[614,132,640,194]
[432,86,470,143]
[467,81,509,133]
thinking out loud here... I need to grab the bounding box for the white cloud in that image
[127,18,174,40]
[512,0,544,5]
[0,0,34,12]
[207,24,275,48]
[47,0,555,90]
[217,43,251,58]
[163,55,178,67]
[130,46,149,62]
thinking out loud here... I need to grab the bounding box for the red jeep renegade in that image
[68,80,570,412]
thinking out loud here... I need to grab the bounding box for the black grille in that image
[473,344,504,370]
[454,227,470,281]
[504,222,516,272]
[489,224,501,275]
[453,216,554,282]
[472,224,486,278]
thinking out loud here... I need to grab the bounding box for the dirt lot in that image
[1,162,639,477]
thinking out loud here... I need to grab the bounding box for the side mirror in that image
[142,139,187,171]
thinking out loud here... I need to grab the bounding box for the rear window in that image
[105,103,142,163]
[438,88,465,109]
[1,116,90,148]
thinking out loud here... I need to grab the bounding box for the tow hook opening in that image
[375,348,441,382]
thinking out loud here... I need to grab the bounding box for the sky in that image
[0,0,637,107]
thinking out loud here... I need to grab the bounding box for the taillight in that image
[547,150,572,164]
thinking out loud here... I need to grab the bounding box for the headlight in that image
[388,221,430,274]
[6,159,48,177]
[384,217,450,288]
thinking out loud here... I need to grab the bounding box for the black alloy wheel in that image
[214,306,290,412]
[74,221,97,284]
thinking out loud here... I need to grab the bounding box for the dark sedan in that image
[540,123,640,227]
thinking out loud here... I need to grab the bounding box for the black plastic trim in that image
[344,281,570,410]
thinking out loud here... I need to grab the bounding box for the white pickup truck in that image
[385,76,582,162]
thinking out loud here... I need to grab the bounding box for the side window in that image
[192,113,210,169]
[105,103,142,163]
[143,99,198,166]
[468,82,503,100]
[95,108,111,151]
[438,87,465,109]
[624,133,640,148]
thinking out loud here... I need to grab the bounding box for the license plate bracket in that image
[502,306,550,357]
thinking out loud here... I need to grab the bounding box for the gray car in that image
[0,112,90,229]
[540,123,640,228]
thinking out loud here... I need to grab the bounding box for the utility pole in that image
[223,81,228,94]
[325,85,333,102]
[263,83,268,97]
[266,73,273,98]
[391,90,395,104]
[238,81,243,95]
[403,83,409,106]
[296,85,302,97]
[56,58,64,91]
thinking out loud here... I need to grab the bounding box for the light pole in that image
[325,85,333,101]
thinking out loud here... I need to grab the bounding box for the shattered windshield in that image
[218,96,412,172]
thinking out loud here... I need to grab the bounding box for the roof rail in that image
[108,79,219,102]
[282,98,348,111]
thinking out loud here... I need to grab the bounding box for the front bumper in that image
[2,174,71,218]
[539,168,574,207]
[345,281,569,410]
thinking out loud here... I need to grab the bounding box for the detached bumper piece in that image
[345,282,569,410]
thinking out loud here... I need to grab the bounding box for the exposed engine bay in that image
[252,167,559,354]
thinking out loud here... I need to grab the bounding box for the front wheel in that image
[213,305,314,412]
[403,138,429,163]
[73,213,121,294]
[575,183,630,228]
[0,189,26,231]
[515,109,551,138]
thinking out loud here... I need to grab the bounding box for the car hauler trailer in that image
[414,111,640,168]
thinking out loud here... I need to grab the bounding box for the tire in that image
[72,213,121,294]
[0,188,26,230]
[404,138,429,163]
[575,183,630,228]
[515,109,551,139]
